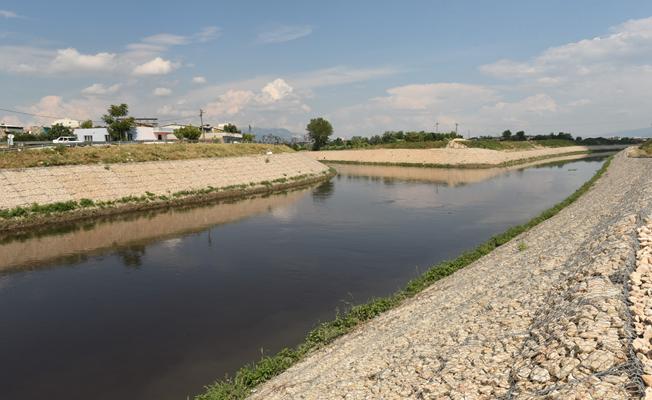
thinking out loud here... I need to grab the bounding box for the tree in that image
[102,104,134,141]
[306,117,333,150]
[174,125,202,141]
[80,120,93,129]
[223,123,241,133]
[501,129,513,140]
[47,124,73,140]
[515,130,526,141]
[242,133,255,142]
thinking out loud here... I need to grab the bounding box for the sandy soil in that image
[308,145,627,166]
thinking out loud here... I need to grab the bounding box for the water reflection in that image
[0,157,607,400]
[331,153,609,186]
[312,180,335,201]
[0,189,310,273]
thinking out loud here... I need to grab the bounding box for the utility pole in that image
[455,123,459,136]
[199,109,205,141]
[435,122,439,133]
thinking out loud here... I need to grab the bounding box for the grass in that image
[639,140,652,156]
[0,143,293,169]
[518,241,528,252]
[195,156,613,400]
[462,139,578,150]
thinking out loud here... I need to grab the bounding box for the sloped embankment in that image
[249,152,652,399]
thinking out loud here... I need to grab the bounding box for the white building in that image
[74,126,178,143]
[52,118,80,129]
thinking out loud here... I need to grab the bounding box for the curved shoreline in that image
[311,148,620,169]
[197,151,652,399]
[0,169,334,238]
[238,150,650,399]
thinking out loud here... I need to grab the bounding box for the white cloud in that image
[260,78,293,103]
[373,83,496,111]
[205,89,256,116]
[51,48,116,72]
[257,25,313,44]
[81,83,121,95]
[192,76,207,84]
[0,10,18,18]
[142,33,189,46]
[133,57,175,75]
[290,66,399,89]
[153,87,172,97]
[195,26,220,42]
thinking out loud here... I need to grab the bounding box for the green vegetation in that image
[174,125,202,141]
[321,130,459,150]
[102,103,135,141]
[463,139,578,150]
[223,124,241,133]
[0,143,293,169]
[195,157,613,400]
[518,241,528,252]
[306,117,333,150]
[242,133,255,143]
[639,140,652,156]
[80,120,94,129]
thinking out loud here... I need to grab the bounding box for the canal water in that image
[0,157,605,400]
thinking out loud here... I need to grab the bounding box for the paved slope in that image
[251,152,652,399]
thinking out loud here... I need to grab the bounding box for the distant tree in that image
[174,125,202,141]
[515,130,526,141]
[223,123,241,133]
[332,137,344,146]
[80,120,93,129]
[102,104,134,141]
[502,129,513,140]
[369,135,382,145]
[306,117,333,150]
[47,124,73,140]
[242,133,255,142]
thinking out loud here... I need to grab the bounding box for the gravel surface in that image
[308,145,626,166]
[250,151,652,399]
[0,153,327,210]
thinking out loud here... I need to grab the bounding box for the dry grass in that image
[0,143,293,169]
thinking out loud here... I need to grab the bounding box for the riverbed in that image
[0,157,606,400]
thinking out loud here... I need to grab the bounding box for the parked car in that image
[52,136,83,145]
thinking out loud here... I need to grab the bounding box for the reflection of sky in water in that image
[0,158,605,400]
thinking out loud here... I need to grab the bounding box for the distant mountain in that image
[602,127,652,138]
[250,127,301,140]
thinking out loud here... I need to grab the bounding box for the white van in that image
[52,136,83,145]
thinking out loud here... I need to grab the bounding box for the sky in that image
[2,0,652,138]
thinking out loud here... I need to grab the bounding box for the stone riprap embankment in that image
[250,151,652,399]
[0,153,328,210]
[308,145,625,167]
[631,218,652,397]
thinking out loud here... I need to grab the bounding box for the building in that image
[0,123,23,138]
[52,118,80,129]
[73,126,178,143]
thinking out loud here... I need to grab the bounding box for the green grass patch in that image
[0,143,293,169]
[195,156,613,400]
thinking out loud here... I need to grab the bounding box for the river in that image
[0,157,605,399]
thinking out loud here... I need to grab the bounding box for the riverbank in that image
[196,151,652,399]
[332,152,611,187]
[308,145,626,168]
[0,152,331,235]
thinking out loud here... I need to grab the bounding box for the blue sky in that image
[2,1,652,137]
